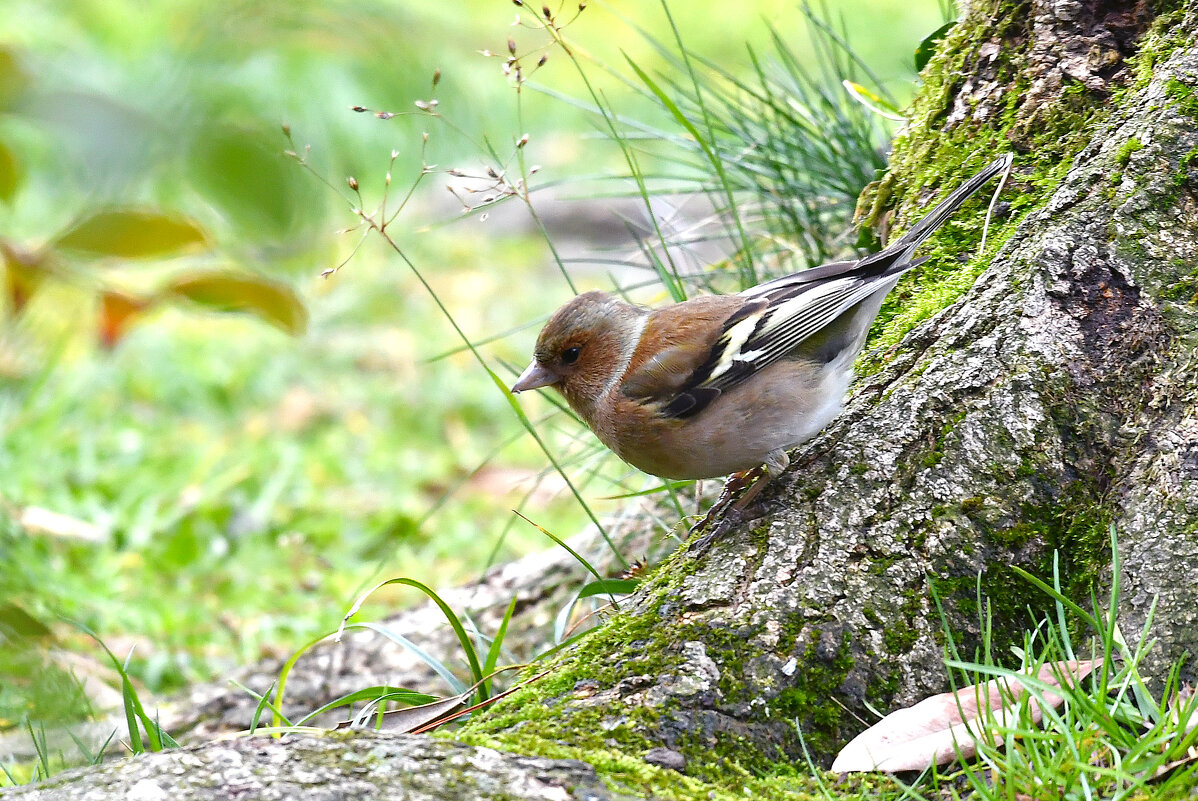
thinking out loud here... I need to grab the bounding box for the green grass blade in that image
[244,681,276,734]
[339,577,485,699]
[342,621,467,696]
[554,578,640,643]
[512,510,604,585]
[295,687,437,727]
[271,629,334,730]
[481,597,518,699]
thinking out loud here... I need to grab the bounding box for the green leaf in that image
[0,46,28,110]
[0,602,52,640]
[165,271,307,335]
[54,209,209,259]
[189,125,308,235]
[914,21,956,72]
[0,140,19,203]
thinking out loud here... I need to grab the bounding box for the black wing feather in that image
[659,155,1011,420]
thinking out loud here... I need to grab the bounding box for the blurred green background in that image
[0,0,942,738]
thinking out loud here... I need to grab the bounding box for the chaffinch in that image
[513,155,1012,509]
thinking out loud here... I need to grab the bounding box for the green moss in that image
[461,726,909,801]
[960,496,985,514]
[458,539,799,781]
[456,556,880,792]
[883,591,921,654]
[915,409,968,470]
[1175,144,1198,188]
[854,0,1182,373]
[1160,259,1198,304]
[929,562,1036,657]
[1130,9,1195,88]
[768,631,855,758]
[1165,77,1198,118]
[1115,137,1144,167]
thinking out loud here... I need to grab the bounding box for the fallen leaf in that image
[832,660,1101,773]
[357,693,470,733]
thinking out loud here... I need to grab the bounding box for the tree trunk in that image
[10,1,1198,797]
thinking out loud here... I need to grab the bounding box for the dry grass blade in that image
[410,667,554,734]
[340,693,469,733]
[832,659,1101,773]
[1150,683,1198,781]
[336,666,525,733]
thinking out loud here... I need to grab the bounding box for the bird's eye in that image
[561,346,582,365]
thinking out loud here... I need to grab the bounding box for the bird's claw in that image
[686,466,767,553]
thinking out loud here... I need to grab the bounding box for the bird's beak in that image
[511,361,560,393]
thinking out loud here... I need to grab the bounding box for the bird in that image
[512,154,1012,521]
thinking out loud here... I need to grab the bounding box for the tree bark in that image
[0,733,615,801]
[8,1,1198,797]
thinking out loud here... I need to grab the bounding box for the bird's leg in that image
[730,449,789,512]
[690,468,761,531]
[688,449,789,553]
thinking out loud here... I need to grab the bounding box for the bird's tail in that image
[885,153,1013,255]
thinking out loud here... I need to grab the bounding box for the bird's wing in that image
[624,154,1014,420]
[618,257,922,420]
[619,295,744,409]
[656,267,911,419]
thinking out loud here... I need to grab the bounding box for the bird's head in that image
[512,290,642,410]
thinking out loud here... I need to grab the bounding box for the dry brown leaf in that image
[832,659,1101,773]
[343,692,470,733]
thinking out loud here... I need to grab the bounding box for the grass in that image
[905,534,1198,800]
[0,232,608,690]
